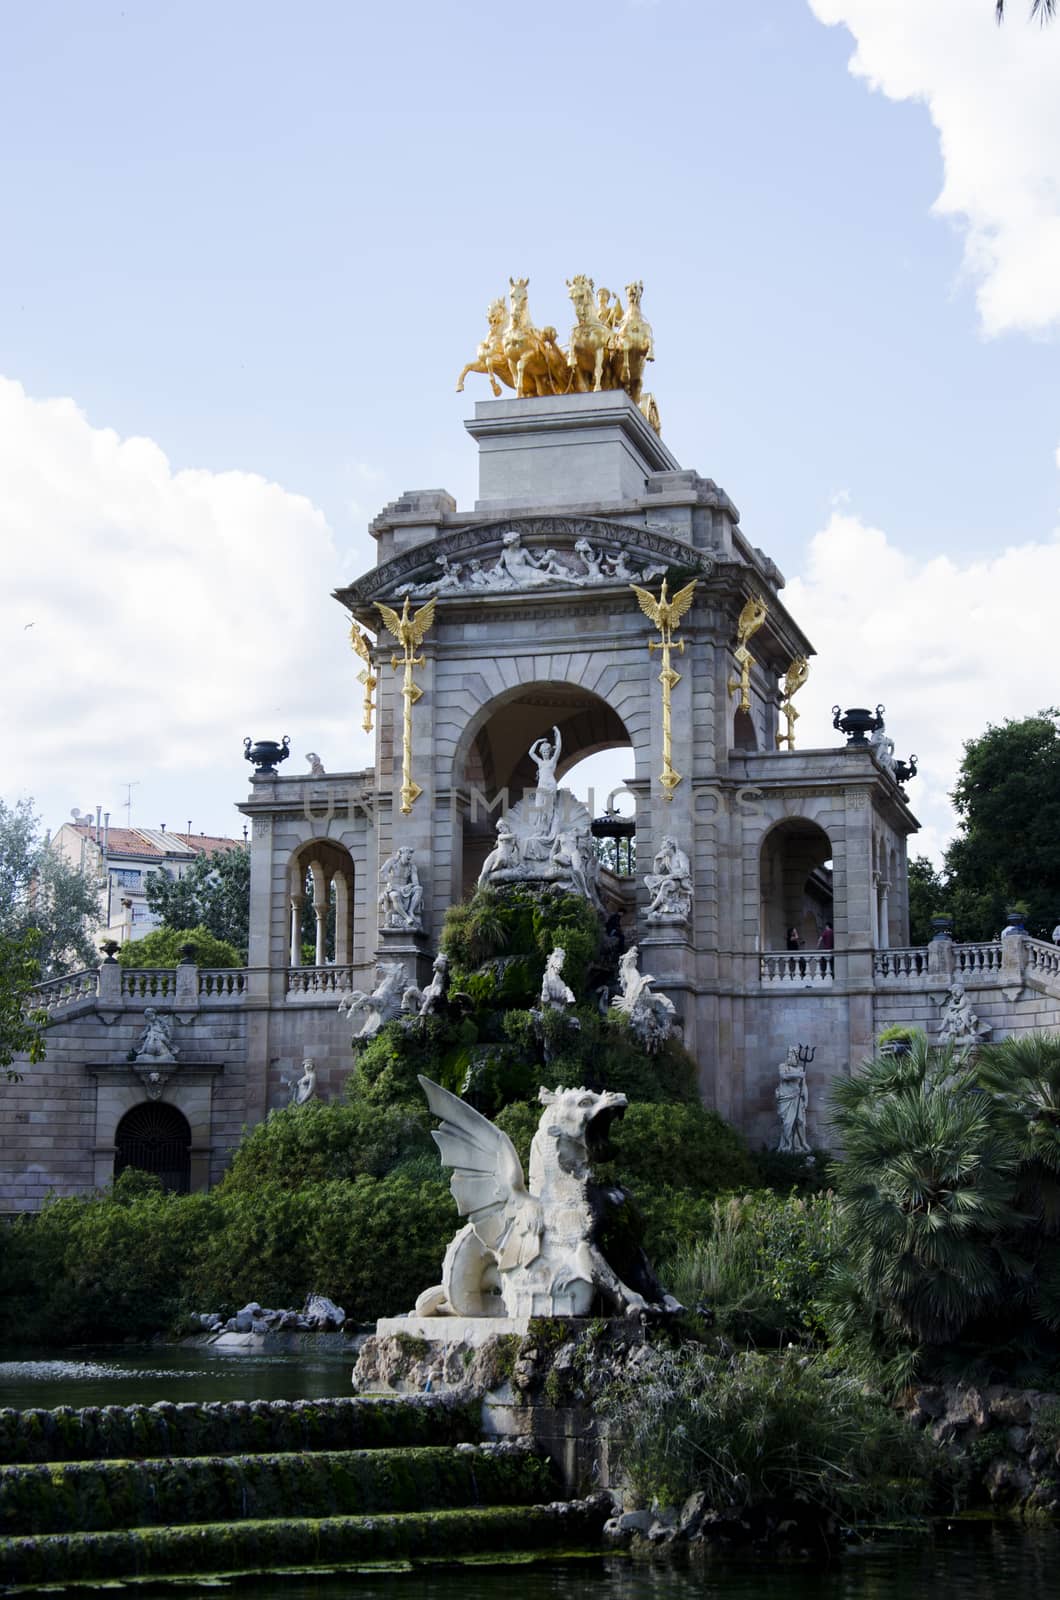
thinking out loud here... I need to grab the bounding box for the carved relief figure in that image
[610,945,676,1051]
[132,1008,178,1064]
[339,961,408,1040]
[378,846,425,932]
[644,835,693,923]
[540,947,576,1012]
[937,982,991,1050]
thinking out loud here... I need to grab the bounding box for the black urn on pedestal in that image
[244,736,291,776]
[832,705,884,746]
[895,754,918,786]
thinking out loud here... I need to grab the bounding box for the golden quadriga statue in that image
[457,276,660,432]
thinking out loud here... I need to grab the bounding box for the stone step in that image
[0,1500,609,1586]
[0,1444,553,1536]
[0,1394,479,1465]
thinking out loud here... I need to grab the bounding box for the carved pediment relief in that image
[337,516,713,608]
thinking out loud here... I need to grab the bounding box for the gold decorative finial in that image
[630,577,697,799]
[727,596,768,714]
[374,594,437,814]
[456,277,660,431]
[776,656,810,751]
[349,622,378,735]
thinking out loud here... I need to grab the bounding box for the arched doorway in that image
[114,1103,192,1193]
[759,819,834,951]
[456,682,635,899]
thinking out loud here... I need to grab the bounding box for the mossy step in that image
[0,1501,609,1586]
[0,1445,555,1536]
[0,1395,479,1466]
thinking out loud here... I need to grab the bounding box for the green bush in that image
[663,1191,841,1344]
[116,924,241,969]
[220,1098,434,1191]
[599,1343,930,1518]
[0,1173,222,1345]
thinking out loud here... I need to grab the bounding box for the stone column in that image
[334,873,351,966]
[289,896,304,967]
[878,881,890,950]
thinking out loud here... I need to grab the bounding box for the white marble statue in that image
[937,982,991,1051]
[378,846,425,932]
[339,961,408,1040]
[776,1047,810,1155]
[540,946,576,1012]
[870,716,896,779]
[293,1057,318,1104]
[476,734,601,908]
[305,752,326,776]
[644,835,693,924]
[132,1008,178,1064]
[610,945,676,1051]
[402,951,451,1019]
[400,530,665,598]
[414,1076,681,1319]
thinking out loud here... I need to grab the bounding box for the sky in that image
[1,0,1058,865]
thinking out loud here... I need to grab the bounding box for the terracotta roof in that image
[168,832,245,858]
[67,822,243,860]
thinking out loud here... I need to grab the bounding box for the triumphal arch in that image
[12,278,1060,1212]
[240,277,923,1145]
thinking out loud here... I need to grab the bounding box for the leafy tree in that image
[0,930,48,1081]
[943,709,1060,940]
[908,854,946,945]
[0,797,100,975]
[116,923,242,969]
[144,845,250,955]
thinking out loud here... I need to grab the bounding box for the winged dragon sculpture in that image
[413,1075,680,1320]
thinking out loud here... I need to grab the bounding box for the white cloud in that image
[788,509,1060,862]
[1,377,374,834]
[808,0,1060,337]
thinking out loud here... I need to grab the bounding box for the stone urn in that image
[930,915,954,940]
[1003,909,1028,937]
[832,705,883,747]
[244,736,291,776]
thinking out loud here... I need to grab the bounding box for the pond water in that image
[66,1525,1060,1599]
[0,1344,358,1410]
[1,1349,1057,1599]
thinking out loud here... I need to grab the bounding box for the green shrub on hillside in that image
[116,924,241,969]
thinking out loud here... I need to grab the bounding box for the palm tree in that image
[828,1037,1023,1348]
[996,1,1056,21]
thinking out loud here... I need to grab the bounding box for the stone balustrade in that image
[119,968,177,1000]
[873,947,929,981]
[955,942,1004,977]
[286,965,356,998]
[759,952,834,985]
[28,969,99,1017]
[197,969,249,999]
[1027,938,1060,982]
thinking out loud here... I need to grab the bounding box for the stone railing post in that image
[927,934,955,982]
[1002,933,1027,986]
[97,954,121,1002]
[175,955,199,1007]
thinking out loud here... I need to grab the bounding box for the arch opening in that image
[114,1103,191,1194]
[759,818,834,952]
[287,839,354,967]
[457,682,635,902]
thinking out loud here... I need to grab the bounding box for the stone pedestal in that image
[377,926,431,987]
[467,391,679,510]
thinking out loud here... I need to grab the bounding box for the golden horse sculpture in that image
[456,277,660,430]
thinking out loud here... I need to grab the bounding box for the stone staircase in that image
[0,1395,606,1589]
